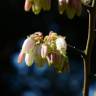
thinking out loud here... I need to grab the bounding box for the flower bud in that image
[24,0,32,11]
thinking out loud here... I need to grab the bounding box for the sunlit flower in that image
[43,31,69,73]
[18,32,45,67]
[56,36,67,56]
[18,36,35,66]
[18,31,69,73]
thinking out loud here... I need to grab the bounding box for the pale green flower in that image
[32,0,42,15]
[24,0,83,19]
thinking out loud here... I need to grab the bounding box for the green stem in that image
[83,0,96,96]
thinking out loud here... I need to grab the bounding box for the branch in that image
[83,1,96,96]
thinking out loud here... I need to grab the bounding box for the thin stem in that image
[92,0,95,7]
[83,1,96,96]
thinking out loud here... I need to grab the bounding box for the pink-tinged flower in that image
[18,51,25,64]
[18,31,69,73]
[18,37,35,65]
[32,0,42,15]
[18,32,45,67]
[21,37,35,54]
[24,0,32,11]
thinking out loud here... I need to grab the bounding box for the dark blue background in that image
[0,0,96,96]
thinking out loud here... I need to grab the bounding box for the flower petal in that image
[22,37,35,54]
[18,52,25,64]
[56,36,67,51]
[41,44,48,58]
[25,53,33,66]
[24,0,32,11]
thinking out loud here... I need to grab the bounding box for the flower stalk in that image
[83,0,96,96]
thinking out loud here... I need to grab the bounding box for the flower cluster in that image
[18,31,69,73]
[24,0,91,19]
[24,0,51,15]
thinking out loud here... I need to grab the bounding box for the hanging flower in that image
[18,32,45,67]
[31,0,42,15]
[18,31,69,73]
[43,31,69,73]
[18,35,35,66]
[24,0,32,11]
[23,0,93,19]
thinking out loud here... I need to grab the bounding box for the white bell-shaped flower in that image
[56,36,67,55]
[18,32,46,67]
[18,37,35,64]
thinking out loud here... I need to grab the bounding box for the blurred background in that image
[0,0,96,96]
